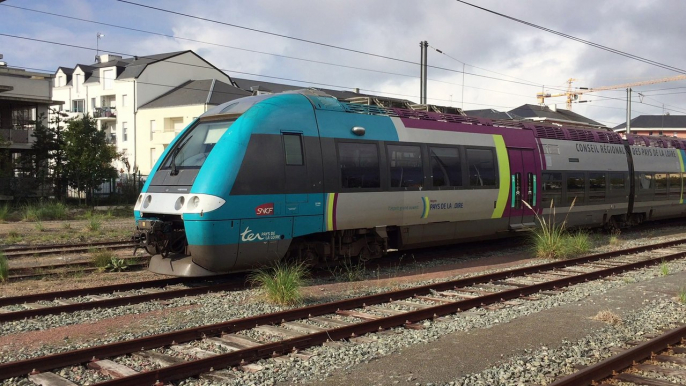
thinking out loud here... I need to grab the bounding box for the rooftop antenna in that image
[96,32,105,61]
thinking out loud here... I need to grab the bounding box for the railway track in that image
[2,239,686,385]
[6,256,148,282]
[0,274,246,322]
[551,324,686,386]
[1,240,136,258]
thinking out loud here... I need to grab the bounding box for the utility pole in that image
[419,41,428,104]
[625,88,632,135]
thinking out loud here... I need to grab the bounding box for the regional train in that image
[133,89,686,276]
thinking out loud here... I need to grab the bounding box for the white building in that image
[52,50,234,172]
[136,79,250,174]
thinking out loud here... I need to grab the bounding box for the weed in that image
[677,287,686,304]
[524,198,576,260]
[0,203,9,221]
[660,259,670,276]
[5,230,22,245]
[591,310,622,325]
[22,204,40,221]
[92,249,115,271]
[87,216,102,232]
[106,258,129,272]
[563,231,591,257]
[0,252,7,283]
[34,220,45,232]
[328,258,367,282]
[62,222,72,230]
[249,261,308,306]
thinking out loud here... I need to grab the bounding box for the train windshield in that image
[161,120,235,170]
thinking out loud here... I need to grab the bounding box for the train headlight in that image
[143,194,152,209]
[188,195,200,210]
[174,196,185,211]
[136,194,143,206]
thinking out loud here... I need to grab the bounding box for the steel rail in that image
[550,324,686,385]
[0,275,239,307]
[1,240,683,381]
[0,280,245,323]
[2,240,135,258]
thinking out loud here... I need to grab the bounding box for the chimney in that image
[549,104,557,112]
[98,54,123,63]
[354,88,360,94]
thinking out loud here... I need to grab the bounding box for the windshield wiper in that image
[169,135,193,176]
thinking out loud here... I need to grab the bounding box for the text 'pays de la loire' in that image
[575,143,625,155]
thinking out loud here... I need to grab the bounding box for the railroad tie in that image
[335,309,381,320]
[614,373,681,386]
[169,344,217,359]
[308,316,353,327]
[200,370,237,382]
[88,359,138,378]
[390,300,432,309]
[133,351,185,367]
[28,372,77,386]
[281,321,326,334]
[654,354,686,365]
[365,305,407,316]
[254,324,306,339]
[634,363,686,379]
[210,334,262,350]
[23,303,49,310]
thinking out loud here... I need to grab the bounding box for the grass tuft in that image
[0,252,7,283]
[35,220,45,232]
[91,248,115,271]
[660,259,670,276]
[677,287,686,304]
[0,203,9,221]
[328,258,367,282]
[591,310,622,325]
[525,198,585,260]
[249,261,308,306]
[87,215,102,232]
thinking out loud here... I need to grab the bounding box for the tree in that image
[30,113,56,197]
[63,115,119,206]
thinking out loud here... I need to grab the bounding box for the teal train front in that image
[134,89,686,276]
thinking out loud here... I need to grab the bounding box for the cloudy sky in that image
[1,0,685,128]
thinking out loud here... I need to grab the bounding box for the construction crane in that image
[537,75,686,109]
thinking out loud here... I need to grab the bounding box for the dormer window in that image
[103,69,114,90]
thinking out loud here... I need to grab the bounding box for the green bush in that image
[87,215,102,232]
[249,261,308,306]
[525,198,585,260]
[22,201,68,221]
[563,231,591,257]
[0,252,8,283]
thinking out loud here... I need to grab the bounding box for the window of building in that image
[91,98,96,111]
[103,69,114,90]
[122,122,128,142]
[74,74,80,93]
[430,146,462,188]
[150,120,156,140]
[388,144,423,188]
[588,172,606,202]
[283,134,304,166]
[567,172,585,205]
[609,173,627,191]
[541,172,562,205]
[165,117,184,132]
[466,148,496,187]
[121,94,128,107]
[71,99,85,113]
[338,142,380,189]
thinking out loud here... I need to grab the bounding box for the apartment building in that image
[52,50,234,172]
[0,58,61,198]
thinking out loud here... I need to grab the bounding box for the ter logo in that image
[255,203,274,216]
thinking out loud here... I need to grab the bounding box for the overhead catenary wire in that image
[454,0,686,75]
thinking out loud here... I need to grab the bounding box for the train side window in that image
[588,172,606,202]
[338,142,380,189]
[466,148,496,188]
[388,144,423,189]
[655,173,668,199]
[669,173,682,200]
[609,173,627,192]
[567,172,585,205]
[638,173,653,191]
[429,147,462,189]
[283,134,304,166]
[541,172,562,205]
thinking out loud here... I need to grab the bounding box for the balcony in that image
[94,107,117,120]
[0,129,29,144]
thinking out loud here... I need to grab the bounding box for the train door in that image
[283,132,310,211]
[507,148,537,229]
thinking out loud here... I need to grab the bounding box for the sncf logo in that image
[255,203,274,216]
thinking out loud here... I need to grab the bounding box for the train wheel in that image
[145,245,160,256]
